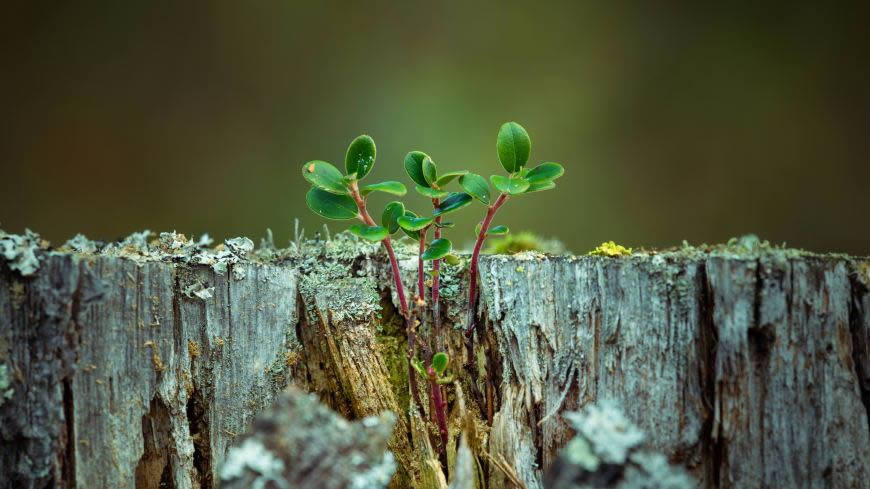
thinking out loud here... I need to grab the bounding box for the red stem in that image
[349,184,426,421]
[428,370,450,476]
[349,185,408,317]
[467,193,508,315]
[464,193,508,409]
[417,227,428,301]
[431,198,442,349]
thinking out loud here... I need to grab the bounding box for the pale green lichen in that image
[554,401,696,489]
[0,364,14,407]
[62,234,98,253]
[0,228,45,276]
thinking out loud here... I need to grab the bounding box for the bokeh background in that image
[2,2,868,254]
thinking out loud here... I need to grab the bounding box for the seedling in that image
[303,135,409,314]
[303,136,431,423]
[402,152,469,350]
[301,122,563,478]
[459,122,564,421]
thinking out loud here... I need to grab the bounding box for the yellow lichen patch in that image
[588,241,633,257]
[859,261,870,283]
[284,351,299,367]
[187,339,200,359]
[142,341,165,371]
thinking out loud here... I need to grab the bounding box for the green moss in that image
[374,296,410,417]
[484,231,566,255]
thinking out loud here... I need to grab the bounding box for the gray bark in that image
[1,231,869,489]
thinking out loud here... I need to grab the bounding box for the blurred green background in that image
[1,2,868,254]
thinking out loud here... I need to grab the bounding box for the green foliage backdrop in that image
[1,1,867,254]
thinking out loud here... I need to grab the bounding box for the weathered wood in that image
[1,230,868,489]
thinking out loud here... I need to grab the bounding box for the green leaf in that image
[413,358,426,376]
[523,182,556,194]
[491,175,530,194]
[524,162,564,184]
[397,215,434,231]
[360,181,407,197]
[343,173,357,185]
[422,156,437,186]
[415,185,449,199]
[434,221,454,228]
[400,210,422,241]
[496,121,531,173]
[459,173,490,204]
[345,135,376,179]
[303,161,348,195]
[404,151,429,187]
[306,186,359,220]
[422,238,451,260]
[434,170,468,188]
[348,224,388,242]
[486,225,509,236]
[433,192,472,216]
[474,223,508,237]
[381,201,405,234]
[431,352,448,375]
[443,254,461,266]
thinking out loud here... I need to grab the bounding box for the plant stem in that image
[428,370,450,478]
[407,312,426,420]
[417,227,428,303]
[348,185,408,316]
[464,193,508,410]
[431,198,442,350]
[348,184,426,421]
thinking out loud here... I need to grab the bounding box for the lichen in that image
[220,438,286,484]
[0,228,45,275]
[62,234,98,253]
[0,364,14,407]
[588,241,633,257]
[550,401,696,489]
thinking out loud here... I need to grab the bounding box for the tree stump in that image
[1,230,868,488]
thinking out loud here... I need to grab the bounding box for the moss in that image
[373,296,410,416]
[484,231,566,255]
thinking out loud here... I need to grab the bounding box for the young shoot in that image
[459,121,564,422]
[300,122,563,477]
[303,135,429,422]
[403,151,468,350]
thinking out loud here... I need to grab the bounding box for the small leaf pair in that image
[404,151,468,196]
[414,353,449,377]
[303,135,408,222]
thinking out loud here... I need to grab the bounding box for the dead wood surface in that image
[1,231,869,489]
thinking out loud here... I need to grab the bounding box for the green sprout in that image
[303,135,409,317]
[459,121,564,422]
[300,122,563,478]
